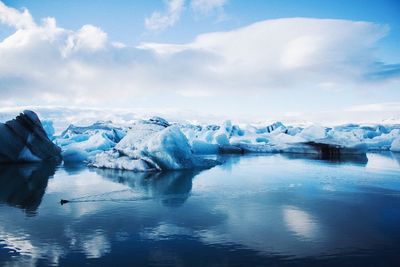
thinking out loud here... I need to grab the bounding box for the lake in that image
[0,153,400,266]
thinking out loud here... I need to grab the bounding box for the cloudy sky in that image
[0,0,399,124]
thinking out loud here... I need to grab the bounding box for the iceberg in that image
[44,111,399,166]
[56,121,127,162]
[91,118,219,171]
[391,137,400,152]
[179,121,378,157]
[0,110,61,163]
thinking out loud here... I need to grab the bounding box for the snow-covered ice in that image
[90,118,219,171]
[38,114,400,170]
[3,109,398,170]
[391,137,400,152]
[55,121,127,162]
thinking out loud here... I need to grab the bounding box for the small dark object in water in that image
[60,199,69,205]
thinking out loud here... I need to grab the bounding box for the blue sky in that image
[4,0,400,56]
[0,0,399,123]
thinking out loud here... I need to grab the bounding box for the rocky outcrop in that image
[0,110,61,163]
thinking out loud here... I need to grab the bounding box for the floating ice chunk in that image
[115,123,165,154]
[299,125,327,140]
[0,110,61,163]
[56,121,127,163]
[93,151,153,171]
[214,133,230,145]
[192,140,219,154]
[42,120,55,139]
[140,125,196,169]
[390,137,400,152]
[69,133,116,152]
[365,129,400,151]
[92,122,219,171]
[62,147,89,162]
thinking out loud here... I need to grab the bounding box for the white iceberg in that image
[49,114,400,165]
[91,119,218,171]
[391,137,400,152]
[56,121,127,163]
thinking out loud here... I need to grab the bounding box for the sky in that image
[0,0,399,124]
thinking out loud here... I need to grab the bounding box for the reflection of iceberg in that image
[91,168,198,206]
[282,152,368,165]
[366,152,400,170]
[391,152,400,167]
[0,163,57,214]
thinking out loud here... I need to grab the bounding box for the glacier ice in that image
[56,121,127,163]
[39,113,400,168]
[4,109,398,170]
[42,120,55,140]
[177,120,399,157]
[90,118,219,171]
[0,110,61,163]
[391,137,400,152]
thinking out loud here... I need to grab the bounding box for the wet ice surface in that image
[0,153,400,266]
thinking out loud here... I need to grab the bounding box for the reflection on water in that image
[282,205,320,240]
[0,163,57,214]
[282,152,369,166]
[93,168,198,206]
[0,153,399,266]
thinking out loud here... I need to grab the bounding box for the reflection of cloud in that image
[141,223,194,241]
[283,206,319,240]
[0,225,64,267]
[82,231,111,259]
[46,168,127,216]
[64,227,111,259]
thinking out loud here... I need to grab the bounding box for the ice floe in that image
[6,110,397,170]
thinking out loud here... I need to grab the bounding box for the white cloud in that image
[141,18,391,91]
[190,0,227,15]
[62,24,107,57]
[0,1,35,29]
[145,0,184,31]
[0,1,399,122]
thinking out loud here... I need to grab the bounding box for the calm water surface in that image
[0,153,400,266]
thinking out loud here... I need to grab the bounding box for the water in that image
[1,153,400,266]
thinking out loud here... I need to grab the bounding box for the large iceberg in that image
[91,118,218,171]
[0,110,61,163]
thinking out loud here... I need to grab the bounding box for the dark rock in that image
[0,110,61,163]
